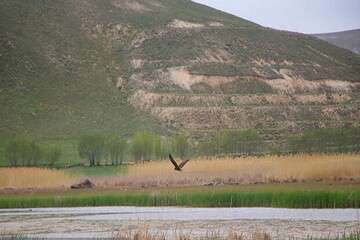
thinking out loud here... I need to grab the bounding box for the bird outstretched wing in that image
[179,160,189,169]
[169,154,179,169]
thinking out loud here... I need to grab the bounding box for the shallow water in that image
[0,207,359,239]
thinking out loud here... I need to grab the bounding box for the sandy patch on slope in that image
[168,67,237,90]
[168,19,224,29]
[168,19,205,29]
[111,0,162,12]
[263,68,357,93]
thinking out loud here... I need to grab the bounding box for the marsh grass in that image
[0,232,358,240]
[306,232,360,240]
[115,230,284,240]
[92,230,360,240]
[66,165,128,177]
[0,154,360,209]
[0,168,75,189]
[0,186,359,209]
[128,154,360,179]
[0,154,360,190]
[114,154,360,188]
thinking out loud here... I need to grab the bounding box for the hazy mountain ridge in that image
[1,0,360,141]
[312,29,360,54]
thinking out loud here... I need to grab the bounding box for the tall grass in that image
[0,188,359,209]
[122,154,360,187]
[1,154,359,189]
[0,168,74,189]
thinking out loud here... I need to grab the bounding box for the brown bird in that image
[169,154,189,171]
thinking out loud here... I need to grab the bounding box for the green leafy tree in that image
[5,138,43,167]
[199,130,264,156]
[153,135,170,160]
[131,131,153,162]
[171,134,190,159]
[106,135,127,165]
[5,140,20,167]
[46,147,62,167]
[28,141,42,166]
[289,127,360,153]
[78,134,105,166]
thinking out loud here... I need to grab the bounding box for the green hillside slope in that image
[1,0,360,143]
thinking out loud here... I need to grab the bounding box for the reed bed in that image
[0,154,359,190]
[0,168,75,189]
[128,154,360,180]
[99,154,360,188]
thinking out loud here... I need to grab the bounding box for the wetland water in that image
[0,207,359,239]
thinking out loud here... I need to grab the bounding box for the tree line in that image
[5,138,61,167]
[289,128,360,153]
[78,132,191,166]
[4,132,191,167]
[4,128,360,167]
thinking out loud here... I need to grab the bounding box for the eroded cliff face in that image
[129,67,360,141]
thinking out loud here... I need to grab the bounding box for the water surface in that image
[0,207,359,239]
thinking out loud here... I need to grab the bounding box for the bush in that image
[78,134,105,166]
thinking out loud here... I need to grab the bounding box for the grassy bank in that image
[0,185,359,209]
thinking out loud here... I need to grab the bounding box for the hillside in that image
[1,0,360,143]
[313,29,360,54]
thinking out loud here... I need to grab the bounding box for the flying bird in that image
[169,154,189,171]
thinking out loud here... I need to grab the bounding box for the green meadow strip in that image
[1,190,360,209]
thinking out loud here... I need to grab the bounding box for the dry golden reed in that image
[0,168,74,189]
[119,154,360,187]
[1,154,359,190]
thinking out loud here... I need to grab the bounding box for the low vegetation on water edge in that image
[0,184,359,209]
[113,231,360,240]
[1,231,359,240]
[0,154,359,209]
